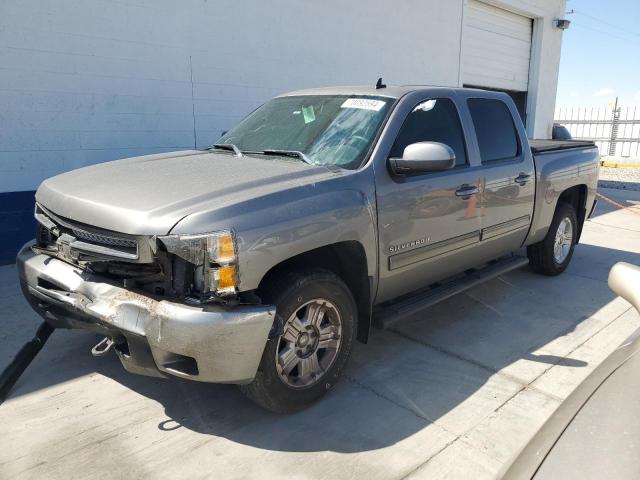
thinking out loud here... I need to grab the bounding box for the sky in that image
[556,0,640,108]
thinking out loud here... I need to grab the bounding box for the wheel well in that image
[557,185,588,242]
[257,242,373,343]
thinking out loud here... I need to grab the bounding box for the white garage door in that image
[463,0,533,92]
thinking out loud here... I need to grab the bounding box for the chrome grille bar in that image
[35,203,140,261]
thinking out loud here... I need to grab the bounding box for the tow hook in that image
[91,337,115,357]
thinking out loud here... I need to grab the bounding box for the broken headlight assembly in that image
[158,230,238,300]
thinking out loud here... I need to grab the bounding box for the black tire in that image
[528,202,578,276]
[239,269,357,413]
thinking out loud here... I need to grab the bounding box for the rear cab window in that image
[467,98,520,163]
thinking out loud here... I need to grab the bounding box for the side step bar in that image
[375,255,530,329]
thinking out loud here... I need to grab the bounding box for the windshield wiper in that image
[262,149,313,165]
[209,143,243,157]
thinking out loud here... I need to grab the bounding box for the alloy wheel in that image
[275,298,342,388]
[553,217,573,263]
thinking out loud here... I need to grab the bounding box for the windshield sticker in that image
[302,105,316,124]
[341,98,386,111]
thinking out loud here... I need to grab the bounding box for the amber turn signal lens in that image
[217,265,236,290]
[206,233,236,264]
[217,235,235,263]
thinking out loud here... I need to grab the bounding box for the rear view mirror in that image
[388,142,456,176]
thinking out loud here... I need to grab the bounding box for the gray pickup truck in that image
[17,85,599,412]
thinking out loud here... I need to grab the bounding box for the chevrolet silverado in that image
[17,85,599,412]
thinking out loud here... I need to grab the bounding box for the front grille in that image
[34,203,149,262]
[71,227,138,250]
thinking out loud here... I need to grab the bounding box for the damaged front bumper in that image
[17,242,276,384]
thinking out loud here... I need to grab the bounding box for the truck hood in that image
[36,150,340,235]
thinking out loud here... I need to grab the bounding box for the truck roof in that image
[279,84,491,99]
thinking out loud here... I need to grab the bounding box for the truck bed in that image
[529,139,596,154]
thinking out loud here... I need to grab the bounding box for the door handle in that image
[515,173,531,185]
[455,184,479,198]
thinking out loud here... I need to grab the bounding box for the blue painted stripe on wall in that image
[1,191,36,265]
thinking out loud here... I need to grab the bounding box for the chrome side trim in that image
[481,215,531,241]
[389,231,480,271]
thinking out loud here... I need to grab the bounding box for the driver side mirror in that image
[388,142,456,176]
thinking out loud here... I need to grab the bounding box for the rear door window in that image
[467,99,519,163]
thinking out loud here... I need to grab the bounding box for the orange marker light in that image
[217,234,236,263]
[206,233,236,263]
[217,265,236,290]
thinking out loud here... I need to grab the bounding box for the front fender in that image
[170,170,379,293]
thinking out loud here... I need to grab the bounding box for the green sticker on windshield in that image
[302,105,316,124]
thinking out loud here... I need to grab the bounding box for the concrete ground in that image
[1,187,640,480]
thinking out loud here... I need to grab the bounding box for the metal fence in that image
[554,99,640,159]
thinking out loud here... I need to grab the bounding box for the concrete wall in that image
[0,0,564,263]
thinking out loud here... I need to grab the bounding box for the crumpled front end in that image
[17,243,275,384]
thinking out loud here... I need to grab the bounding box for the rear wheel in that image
[528,202,578,275]
[240,269,356,413]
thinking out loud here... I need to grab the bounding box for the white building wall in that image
[0,0,465,194]
[0,0,565,194]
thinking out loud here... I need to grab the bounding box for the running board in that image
[375,255,530,329]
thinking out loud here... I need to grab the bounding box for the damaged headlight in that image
[159,230,238,298]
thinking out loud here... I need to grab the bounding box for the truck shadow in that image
[5,242,640,454]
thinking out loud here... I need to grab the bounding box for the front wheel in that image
[528,202,578,275]
[240,269,356,413]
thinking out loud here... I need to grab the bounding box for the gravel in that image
[598,166,640,191]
